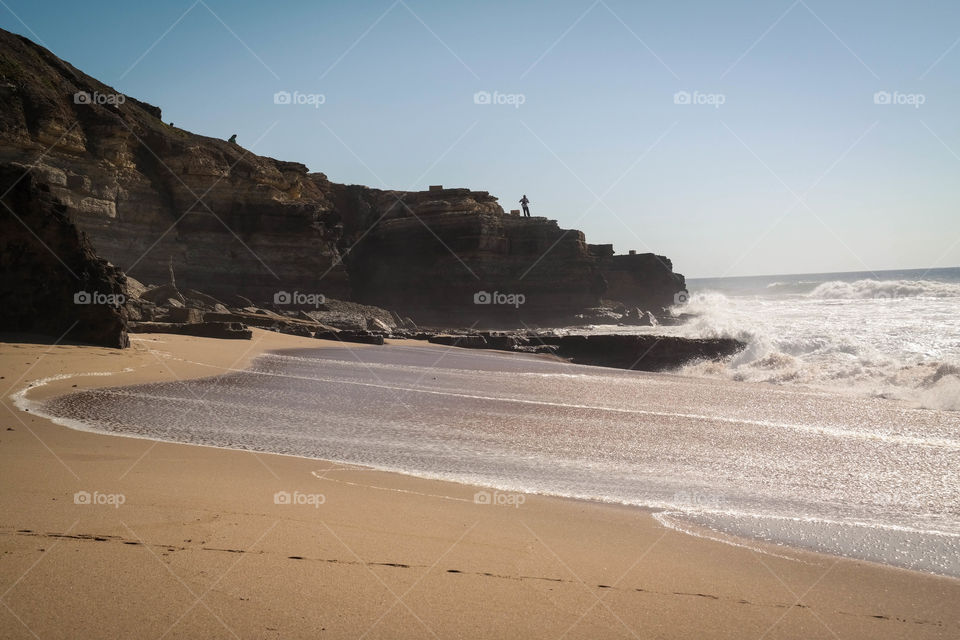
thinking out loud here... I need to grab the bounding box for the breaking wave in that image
[807,278,960,299]
[764,280,821,294]
[670,285,960,411]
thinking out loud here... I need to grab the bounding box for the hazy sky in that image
[3,0,959,277]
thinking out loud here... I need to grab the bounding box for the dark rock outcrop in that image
[428,334,489,349]
[419,330,744,371]
[0,164,128,347]
[349,194,605,324]
[536,334,743,371]
[128,321,252,340]
[590,245,686,312]
[314,329,385,345]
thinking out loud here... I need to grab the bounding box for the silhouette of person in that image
[520,194,530,217]
[228,134,237,144]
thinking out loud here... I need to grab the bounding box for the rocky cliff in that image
[0,165,129,347]
[347,187,606,324]
[589,244,685,311]
[0,28,685,335]
[0,28,351,306]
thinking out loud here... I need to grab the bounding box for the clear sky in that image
[2,0,958,277]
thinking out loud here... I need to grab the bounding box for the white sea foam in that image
[807,278,960,299]
[661,280,960,410]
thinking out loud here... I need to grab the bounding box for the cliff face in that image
[0,29,349,305]
[0,28,685,329]
[0,165,129,347]
[348,188,604,323]
[589,245,686,311]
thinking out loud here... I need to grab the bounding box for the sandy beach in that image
[1,329,958,639]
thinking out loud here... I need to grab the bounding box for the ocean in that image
[592,266,960,410]
[25,267,960,578]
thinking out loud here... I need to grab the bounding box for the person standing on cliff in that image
[520,194,530,217]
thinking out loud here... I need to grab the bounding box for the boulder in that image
[316,329,384,345]
[123,275,149,300]
[181,321,252,339]
[514,344,560,356]
[428,334,488,348]
[620,307,656,326]
[162,307,204,323]
[140,283,184,305]
[182,288,226,310]
[226,294,255,308]
[128,322,179,334]
[128,321,252,340]
[283,324,315,338]
[367,317,391,332]
[574,307,623,324]
[479,332,525,351]
[313,329,341,341]
[126,298,156,322]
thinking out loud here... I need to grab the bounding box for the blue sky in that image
[2,0,959,277]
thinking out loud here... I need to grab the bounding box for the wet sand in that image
[1,330,958,639]
[36,343,960,576]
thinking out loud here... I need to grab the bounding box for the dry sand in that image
[0,329,957,639]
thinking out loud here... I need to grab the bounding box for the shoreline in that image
[22,365,960,582]
[2,330,959,638]
[11,331,960,570]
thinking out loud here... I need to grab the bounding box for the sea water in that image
[585,266,960,411]
[36,314,960,577]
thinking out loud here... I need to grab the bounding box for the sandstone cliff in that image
[347,187,607,323]
[589,244,684,311]
[0,28,685,333]
[0,165,128,347]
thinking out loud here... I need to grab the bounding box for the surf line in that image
[146,355,959,451]
[652,512,809,563]
[311,470,475,503]
[10,369,135,410]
